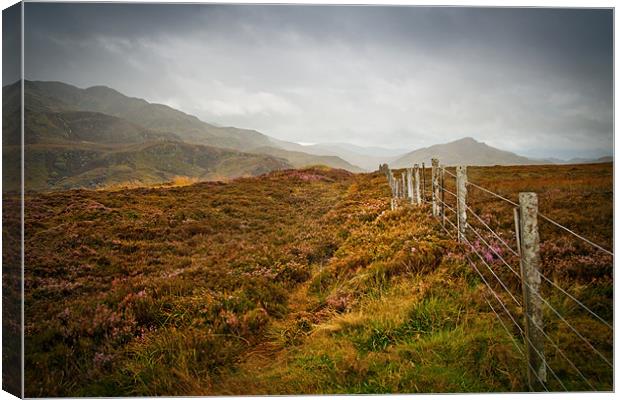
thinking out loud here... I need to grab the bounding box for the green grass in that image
[19,164,613,396]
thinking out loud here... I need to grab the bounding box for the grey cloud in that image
[22,4,612,159]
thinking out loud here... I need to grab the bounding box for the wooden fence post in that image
[414,164,421,205]
[396,179,401,203]
[456,166,467,242]
[407,168,413,204]
[517,192,546,391]
[440,166,445,227]
[401,173,407,199]
[431,159,440,216]
[422,162,426,201]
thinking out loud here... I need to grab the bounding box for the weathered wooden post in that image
[421,162,426,201]
[395,179,400,203]
[440,166,446,227]
[413,164,421,205]
[407,168,413,204]
[516,192,546,391]
[401,173,407,199]
[456,166,467,242]
[431,158,439,216]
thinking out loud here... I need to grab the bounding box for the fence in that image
[379,160,613,392]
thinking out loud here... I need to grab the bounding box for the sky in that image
[21,3,613,159]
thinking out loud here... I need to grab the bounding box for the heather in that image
[22,163,612,395]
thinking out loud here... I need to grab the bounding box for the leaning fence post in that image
[440,166,446,227]
[517,192,546,391]
[414,164,421,205]
[431,158,439,216]
[456,166,467,242]
[422,162,426,201]
[395,179,400,203]
[407,168,413,204]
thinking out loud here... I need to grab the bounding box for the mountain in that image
[3,80,370,190]
[14,80,362,172]
[564,156,613,164]
[5,140,291,191]
[391,137,541,167]
[310,142,408,158]
[269,139,403,171]
[251,146,364,172]
[3,81,297,190]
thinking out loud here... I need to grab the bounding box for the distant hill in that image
[564,156,613,164]
[4,140,291,191]
[392,137,541,167]
[251,146,364,172]
[11,80,361,172]
[269,139,403,171]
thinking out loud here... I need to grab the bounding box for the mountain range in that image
[3,80,364,190]
[391,137,538,167]
[2,80,612,191]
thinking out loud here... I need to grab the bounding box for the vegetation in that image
[2,80,363,191]
[5,140,291,191]
[21,163,612,396]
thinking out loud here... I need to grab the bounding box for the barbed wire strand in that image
[467,219,614,369]
[466,223,521,280]
[524,314,597,391]
[531,287,613,368]
[465,180,519,207]
[416,177,613,337]
[482,294,562,392]
[537,212,613,256]
[457,174,612,256]
[465,254,558,392]
[443,187,458,198]
[463,253,524,337]
[538,273,612,330]
[396,170,610,390]
[465,204,520,257]
[436,198,456,214]
[471,220,614,369]
[483,296,525,358]
[463,236,523,307]
[441,167,457,179]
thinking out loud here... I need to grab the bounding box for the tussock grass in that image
[20,164,612,395]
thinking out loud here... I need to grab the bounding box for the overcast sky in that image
[22,4,613,159]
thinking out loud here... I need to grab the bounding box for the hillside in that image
[252,146,364,172]
[270,139,404,171]
[19,163,612,396]
[392,137,540,167]
[7,81,363,176]
[4,140,291,191]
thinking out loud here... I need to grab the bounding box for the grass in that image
[18,163,613,396]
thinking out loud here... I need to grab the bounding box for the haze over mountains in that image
[2,80,612,191]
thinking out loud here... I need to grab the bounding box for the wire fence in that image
[380,162,613,392]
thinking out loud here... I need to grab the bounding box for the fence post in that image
[517,192,546,391]
[396,179,401,203]
[440,166,445,227]
[431,159,439,216]
[422,162,426,201]
[407,168,413,204]
[401,173,407,199]
[414,164,421,205]
[456,166,467,242]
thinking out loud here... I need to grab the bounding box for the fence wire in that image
[382,164,613,392]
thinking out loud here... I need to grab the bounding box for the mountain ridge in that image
[392,137,545,167]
